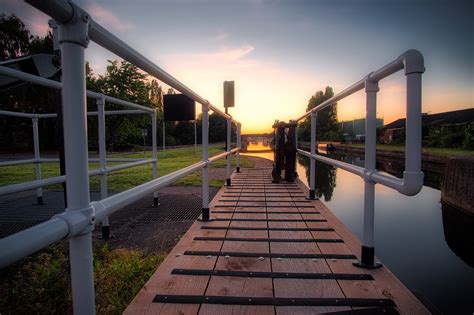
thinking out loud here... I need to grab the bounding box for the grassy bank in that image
[0,144,254,190]
[337,143,474,157]
[0,243,163,314]
[0,145,255,313]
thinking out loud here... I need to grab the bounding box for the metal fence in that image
[0,76,157,238]
[0,1,241,313]
[294,49,425,269]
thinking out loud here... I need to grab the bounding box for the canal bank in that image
[298,142,470,166]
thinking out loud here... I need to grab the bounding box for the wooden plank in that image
[294,180,430,315]
[126,168,428,315]
[271,214,348,314]
[199,304,274,315]
[202,183,273,314]
[124,222,219,314]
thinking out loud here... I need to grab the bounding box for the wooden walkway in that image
[125,168,430,314]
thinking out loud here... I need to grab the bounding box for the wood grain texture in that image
[125,168,429,315]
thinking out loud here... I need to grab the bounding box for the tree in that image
[0,14,30,60]
[298,86,342,142]
[91,60,161,151]
[0,14,56,151]
[298,155,337,201]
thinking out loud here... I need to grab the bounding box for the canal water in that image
[243,142,474,315]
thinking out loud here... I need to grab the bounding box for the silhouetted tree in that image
[298,86,342,142]
[0,14,30,60]
[298,155,337,201]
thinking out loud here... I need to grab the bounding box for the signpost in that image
[141,128,147,153]
[224,81,235,183]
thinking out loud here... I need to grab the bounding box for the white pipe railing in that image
[295,49,425,269]
[226,119,232,186]
[0,106,155,203]
[1,2,241,313]
[0,67,154,114]
[236,123,241,172]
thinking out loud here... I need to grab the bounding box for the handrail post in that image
[405,70,423,176]
[58,6,96,313]
[226,119,232,186]
[151,111,160,206]
[194,119,197,156]
[308,112,317,200]
[32,117,44,205]
[97,96,111,239]
[293,120,298,179]
[201,102,210,220]
[236,123,241,173]
[353,75,382,269]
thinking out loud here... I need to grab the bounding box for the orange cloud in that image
[2,0,49,36]
[87,2,134,32]
[160,45,325,133]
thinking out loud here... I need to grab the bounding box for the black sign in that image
[223,81,234,108]
[163,94,196,121]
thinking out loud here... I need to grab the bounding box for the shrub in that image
[0,243,162,314]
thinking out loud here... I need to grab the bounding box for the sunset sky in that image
[2,0,473,133]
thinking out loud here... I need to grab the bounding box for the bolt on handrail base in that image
[307,189,318,200]
[98,226,112,240]
[152,196,160,207]
[36,196,45,205]
[352,246,383,269]
[199,208,212,222]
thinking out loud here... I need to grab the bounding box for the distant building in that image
[378,108,474,143]
[339,118,384,142]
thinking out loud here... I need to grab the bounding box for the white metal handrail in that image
[1,105,155,207]
[1,2,242,314]
[294,49,425,269]
[0,66,154,113]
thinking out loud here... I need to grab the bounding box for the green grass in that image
[0,145,256,314]
[0,144,254,190]
[0,243,163,314]
[340,143,474,157]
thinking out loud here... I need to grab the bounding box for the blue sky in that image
[2,0,473,132]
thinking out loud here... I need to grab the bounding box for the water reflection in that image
[242,141,474,314]
[297,155,336,201]
[441,202,474,267]
[245,140,272,152]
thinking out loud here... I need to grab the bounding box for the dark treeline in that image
[298,86,342,142]
[0,14,233,153]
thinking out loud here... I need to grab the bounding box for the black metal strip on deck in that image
[211,218,327,222]
[193,237,343,243]
[211,211,321,214]
[218,199,310,203]
[322,308,400,315]
[215,205,315,208]
[183,250,357,259]
[224,191,304,193]
[225,189,302,191]
[221,195,307,197]
[225,185,301,191]
[230,185,299,187]
[171,269,374,280]
[201,226,334,231]
[152,295,396,307]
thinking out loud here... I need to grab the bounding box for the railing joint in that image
[364,72,379,92]
[57,2,91,48]
[52,206,94,239]
[401,49,425,75]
